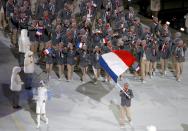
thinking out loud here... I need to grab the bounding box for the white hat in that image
[146,125,157,131]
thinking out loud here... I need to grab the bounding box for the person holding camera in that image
[119,82,134,128]
[174,40,187,82]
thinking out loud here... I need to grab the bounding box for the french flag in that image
[102,38,108,44]
[36,27,44,36]
[44,48,52,55]
[99,50,139,82]
[36,29,43,36]
[76,42,83,48]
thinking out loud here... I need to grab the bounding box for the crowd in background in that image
[0,0,187,88]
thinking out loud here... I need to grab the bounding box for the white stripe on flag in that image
[101,52,129,77]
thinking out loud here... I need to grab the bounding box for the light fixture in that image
[180,27,185,32]
[166,21,170,25]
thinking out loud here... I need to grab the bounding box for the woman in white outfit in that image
[18,29,31,66]
[10,66,24,109]
[24,50,34,90]
[36,80,48,128]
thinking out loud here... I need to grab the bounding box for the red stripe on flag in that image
[112,50,136,67]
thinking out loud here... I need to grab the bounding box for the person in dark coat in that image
[28,20,38,54]
[44,41,56,80]
[149,40,159,78]
[10,6,19,47]
[138,40,151,83]
[78,45,89,83]
[159,37,171,76]
[35,0,49,20]
[91,46,102,84]
[133,17,144,40]
[56,43,67,80]
[6,0,14,20]
[51,24,62,46]
[149,16,161,37]
[119,82,134,128]
[174,40,187,82]
[171,32,182,72]
[66,43,77,81]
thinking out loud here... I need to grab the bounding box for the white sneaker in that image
[150,75,153,79]
[36,124,40,128]
[45,118,48,125]
[177,79,181,82]
[120,124,125,128]
[142,80,146,84]
[164,71,167,75]
[129,121,133,126]
[81,81,85,84]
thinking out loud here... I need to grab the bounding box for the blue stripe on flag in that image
[99,56,118,83]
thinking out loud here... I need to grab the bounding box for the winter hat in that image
[12,66,21,74]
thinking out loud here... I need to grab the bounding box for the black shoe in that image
[25,87,32,90]
[13,105,22,109]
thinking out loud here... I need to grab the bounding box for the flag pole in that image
[116,82,130,98]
